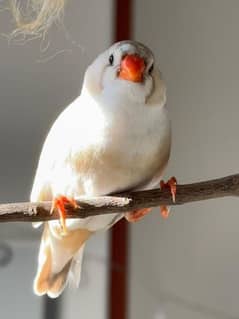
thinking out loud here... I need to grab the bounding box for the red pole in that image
[108,1,132,319]
[115,0,132,42]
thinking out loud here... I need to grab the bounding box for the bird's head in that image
[83,40,166,106]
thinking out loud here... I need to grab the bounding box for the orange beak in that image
[118,54,145,83]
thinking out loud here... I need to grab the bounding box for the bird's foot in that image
[125,208,152,222]
[51,196,78,234]
[160,176,177,219]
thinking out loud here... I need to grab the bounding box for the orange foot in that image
[51,195,78,234]
[125,208,152,222]
[160,176,177,219]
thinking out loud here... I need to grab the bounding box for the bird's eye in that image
[148,63,154,74]
[109,54,114,66]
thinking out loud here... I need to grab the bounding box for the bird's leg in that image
[51,196,78,234]
[125,177,177,222]
[160,176,177,218]
[125,208,152,222]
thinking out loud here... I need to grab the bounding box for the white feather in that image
[68,243,85,289]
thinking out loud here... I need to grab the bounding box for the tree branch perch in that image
[0,174,239,222]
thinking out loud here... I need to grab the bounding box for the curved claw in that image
[160,176,177,218]
[160,205,170,219]
[51,196,78,234]
[125,208,152,222]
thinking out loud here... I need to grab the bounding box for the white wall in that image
[0,0,113,317]
[0,240,42,319]
[130,1,239,319]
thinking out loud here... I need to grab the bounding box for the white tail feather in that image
[68,243,85,289]
[33,223,91,298]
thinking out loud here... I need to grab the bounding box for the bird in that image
[30,40,175,298]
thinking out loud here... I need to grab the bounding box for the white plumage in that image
[31,40,171,298]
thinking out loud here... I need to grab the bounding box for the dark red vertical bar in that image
[109,218,129,319]
[108,1,132,319]
[115,0,132,42]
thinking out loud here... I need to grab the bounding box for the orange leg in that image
[160,176,177,219]
[125,208,152,223]
[51,196,78,234]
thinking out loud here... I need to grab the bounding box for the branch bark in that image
[0,174,239,222]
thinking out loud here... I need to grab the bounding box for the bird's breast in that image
[67,102,171,197]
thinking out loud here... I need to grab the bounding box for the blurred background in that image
[0,0,239,318]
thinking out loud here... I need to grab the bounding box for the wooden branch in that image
[0,174,239,222]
